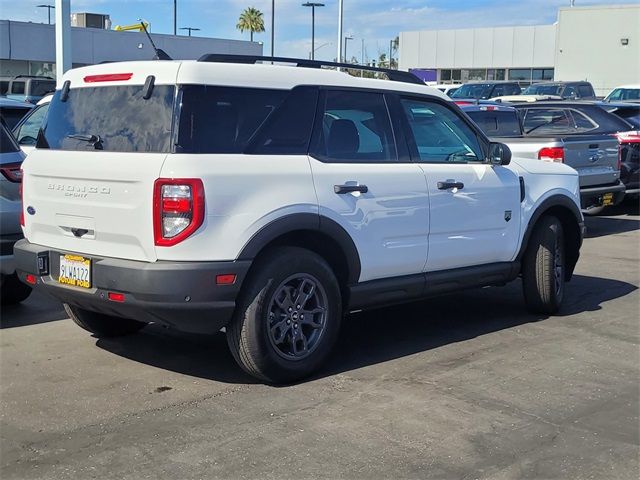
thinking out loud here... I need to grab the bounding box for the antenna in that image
[138,20,172,60]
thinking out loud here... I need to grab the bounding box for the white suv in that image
[15,57,584,383]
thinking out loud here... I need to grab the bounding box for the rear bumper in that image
[0,233,22,275]
[14,240,251,334]
[579,181,625,209]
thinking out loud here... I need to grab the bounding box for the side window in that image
[10,81,25,95]
[401,98,484,163]
[578,85,593,98]
[570,110,598,132]
[492,85,506,97]
[15,103,50,145]
[563,86,577,99]
[507,84,521,95]
[522,108,572,134]
[310,90,397,163]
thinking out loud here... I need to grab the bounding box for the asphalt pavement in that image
[1,201,638,479]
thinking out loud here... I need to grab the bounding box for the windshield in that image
[41,85,175,152]
[451,84,494,100]
[605,88,640,102]
[523,84,562,96]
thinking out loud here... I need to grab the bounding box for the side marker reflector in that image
[216,274,237,285]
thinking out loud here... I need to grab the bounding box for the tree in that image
[236,7,265,42]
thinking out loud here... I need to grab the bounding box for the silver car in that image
[0,121,31,304]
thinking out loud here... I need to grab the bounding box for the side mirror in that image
[488,142,511,166]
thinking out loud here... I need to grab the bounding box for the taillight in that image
[538,147,565,163]
[0,162,23,183]
[19,168,24,227]
[153,178,205,247]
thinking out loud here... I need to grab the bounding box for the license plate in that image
[602,192,614,206]
[58,254,91,289]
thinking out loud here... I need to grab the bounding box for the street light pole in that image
[344,35,353,64]
[173,0,177,35]
[271,0,275,57]
[54,0,71,86]
[337,0,344,62]
[37,4,55,25]
[302,3,324,61]
[389,39,393,69]
[180,27,200,36]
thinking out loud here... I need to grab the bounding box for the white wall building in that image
[399,4,640,96]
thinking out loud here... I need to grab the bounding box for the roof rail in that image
[12,75,55,80]
[197,54,424,85]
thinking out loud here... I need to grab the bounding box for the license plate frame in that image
[58,254,92,289]
[602,192,614,206]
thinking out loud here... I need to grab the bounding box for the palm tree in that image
[236,7,265,42]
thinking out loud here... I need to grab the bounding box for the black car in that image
[523,82,596,100]
[450,81,522,100]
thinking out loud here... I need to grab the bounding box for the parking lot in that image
[1,201,638,479]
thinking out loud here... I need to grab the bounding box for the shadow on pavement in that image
[94,274,637,385]
[585,216,639,238]
[0,292,67,329]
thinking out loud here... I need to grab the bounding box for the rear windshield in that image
[41,85,175,152]
[465,110,522,137]
[451,84,495,100]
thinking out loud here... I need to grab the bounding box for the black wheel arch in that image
[237,213,361,294]
[516,195,584,281]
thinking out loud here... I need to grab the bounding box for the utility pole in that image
[361,38,364,77]
[271,0,275,57]
[54,0,71,86]
[337,0,344,62]
[344,35,353,63]
[173,0,177,35]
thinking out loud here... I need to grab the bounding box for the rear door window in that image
[310,90,397,163]
[41,85,175,152]
[177,86,288,153]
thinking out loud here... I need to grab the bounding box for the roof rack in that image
[197,54,424,86]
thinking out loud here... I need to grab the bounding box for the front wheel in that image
[522,215,565,314]
[226,247,342,384]
[65,304,147,337]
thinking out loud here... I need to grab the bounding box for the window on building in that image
[508,69,532,82]
[468,69,486,81]
[440,69,452,82]
[495,69,506,80]
[451,70,462,82]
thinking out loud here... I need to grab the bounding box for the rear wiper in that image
[67,133,103,150]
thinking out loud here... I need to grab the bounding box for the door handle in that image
[437,181,464,190]
[334,184,368,194]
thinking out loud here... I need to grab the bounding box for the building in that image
[399,4,640,96]
[0,18,262,78]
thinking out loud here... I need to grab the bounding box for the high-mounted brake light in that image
[83,73,133,83]
[538,147,564,163]
[0,162,23,183]
[153,178,205,247]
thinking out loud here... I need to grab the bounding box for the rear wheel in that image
[522,215,565,314]
[1,273,32,305]
[226,247,342,384]
[65,304,146,337]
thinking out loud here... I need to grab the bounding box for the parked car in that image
[450,81,522,100]
[604,84,640,103]
[15,57,583,383]
[4,75,56,104]
[522,81,596,100]
[432,84,461,97]
[595,101,640,129]
[463,101,628,214]
[615,131,640,199]
[0,97,33,130]
[12,94,53,155]
[0,122,31,304]
[492,94,563,103]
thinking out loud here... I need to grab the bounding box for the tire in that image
[65,304,147,337]
[1,273,33,305]
[522,215,565,314]
[226,247,342,384]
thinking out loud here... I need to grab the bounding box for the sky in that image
[0,0,636,61]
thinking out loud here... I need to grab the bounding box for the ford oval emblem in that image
[26,206,36,215]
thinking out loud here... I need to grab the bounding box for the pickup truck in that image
[461,102,628,214]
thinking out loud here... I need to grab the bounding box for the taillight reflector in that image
[153,178,205,247]
[25,274,36,285]
[216,274,237,285]
[84,73,133,83]
[538,147,565,163]
[108,292,125,302]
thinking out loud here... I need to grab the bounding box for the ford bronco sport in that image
[15,56,584,383]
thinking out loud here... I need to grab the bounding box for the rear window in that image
[10,81,25,95]
[523,84,562,96]
[177,86,288,153]
[30,80,56,97]
[41,85,175,152]
[465,110,522,137]
[0,106,32,130]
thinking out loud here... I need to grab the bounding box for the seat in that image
[327,119,360,157]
